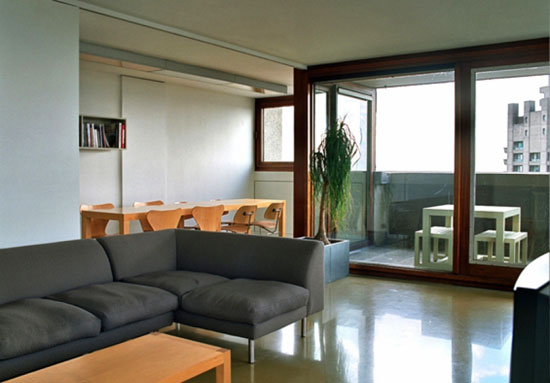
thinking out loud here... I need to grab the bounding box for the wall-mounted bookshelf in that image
[79,115,127,150]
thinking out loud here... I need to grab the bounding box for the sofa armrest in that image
[175,229,324,315]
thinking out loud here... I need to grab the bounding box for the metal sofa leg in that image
[248,339,255,364]
[301,317,307,337]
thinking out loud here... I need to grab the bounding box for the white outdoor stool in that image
[474,230,528,264]
[414,226,453,266]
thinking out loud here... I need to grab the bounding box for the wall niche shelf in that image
[79,115,126,150]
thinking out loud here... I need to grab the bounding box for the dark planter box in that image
[300,237,350,284]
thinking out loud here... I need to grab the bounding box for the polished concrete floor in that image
[163,275,514,383]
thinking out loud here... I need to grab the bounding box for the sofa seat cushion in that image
[180,279,309,325]
[0,298,100,360]
[49,282,177,330]
[124,270,228,302]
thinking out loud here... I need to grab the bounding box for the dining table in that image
[81,198,286,238]
[421,204,521,267]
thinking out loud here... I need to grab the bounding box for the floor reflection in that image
[165,275,513,383]
[373,314,452,383]
[471,338,512,383]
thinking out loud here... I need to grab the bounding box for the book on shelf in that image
[80,119,126,149]
[102,126,110,148]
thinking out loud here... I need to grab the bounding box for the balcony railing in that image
[341,171,549,264]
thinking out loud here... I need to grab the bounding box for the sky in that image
[475,74,549,172]
[373,73,549,173]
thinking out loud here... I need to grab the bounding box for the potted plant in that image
[310,118,359,282]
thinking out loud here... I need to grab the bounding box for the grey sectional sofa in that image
[0,229,324,381]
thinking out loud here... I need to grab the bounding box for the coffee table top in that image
[6,332,230,383]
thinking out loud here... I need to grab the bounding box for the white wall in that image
[79,67,256,233]
[79,68,122,207]
[254,172,294,236]
[121,77,168,206]
[0,0,80,247]
[165,84,254,202]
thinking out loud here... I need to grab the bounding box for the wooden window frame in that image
[255,95,295,171]
[293,38,549,289]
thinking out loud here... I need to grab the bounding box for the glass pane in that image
[337,92,369,242]
[473,65,550,267]
[262,106,294,162]
[314,71,455,271]
[314,91,327,150]
[366,73,455,271]
[337,93,367,171]
[376,81,454,172]
[313,89,328,236]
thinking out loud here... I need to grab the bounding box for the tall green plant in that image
[311,119,359,245]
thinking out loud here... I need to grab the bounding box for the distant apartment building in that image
[505,86,550,173]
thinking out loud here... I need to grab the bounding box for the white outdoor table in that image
[421,204,521,267]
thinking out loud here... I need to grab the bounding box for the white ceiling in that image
[75,0,549,96]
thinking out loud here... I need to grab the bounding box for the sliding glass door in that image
[314,71,456,271]
[472,65,550,269]
[305,39,549,285]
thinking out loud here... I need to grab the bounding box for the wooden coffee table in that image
[6,332,230,382]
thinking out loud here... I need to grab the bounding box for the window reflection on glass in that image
[473,65,550,267]
[314,91,328,149]
[513,141,524,150]
[337,93,367,171]
[513,153,523,162]
[530,152,540,161]
[262,106,294,162]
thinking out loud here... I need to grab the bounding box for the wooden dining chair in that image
[251,202,283,235]
[145,209,183,231]
[210,199,230,216]
[174,201,189,228]
[222,205,257,234]
[133,200,164,232]
[191,205,224,232]
[80,203,115,238]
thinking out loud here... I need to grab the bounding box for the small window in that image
[530,152,540,162]
[513,153,523,162]
[513,165,523,172]
[543,114,547,121]
[529,165,540,172]
[524,129,528,136]
[513,141,524,150]
[543,128,546,135]
[255,96,294,171]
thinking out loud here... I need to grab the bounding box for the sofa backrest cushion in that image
[0,239,112,306]
[176,230,321,283]
[97,230,177,280]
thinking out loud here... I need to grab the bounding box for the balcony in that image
[345,171,549,269]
